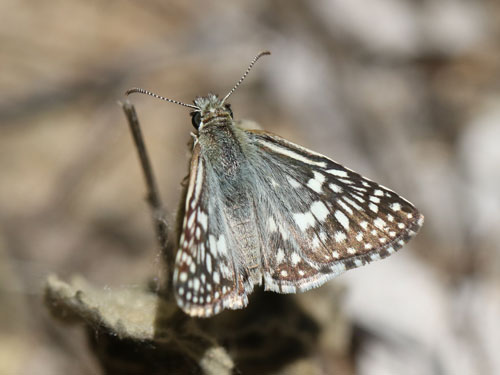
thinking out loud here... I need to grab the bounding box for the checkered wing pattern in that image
[247,130,424,294]
[173,143,250,317]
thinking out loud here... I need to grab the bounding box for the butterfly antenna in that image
[125,88,199,110]
[221,50,271,104]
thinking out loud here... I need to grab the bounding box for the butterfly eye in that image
[225,104,233,118]
[191,112,202,129]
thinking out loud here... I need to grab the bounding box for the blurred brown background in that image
[1,1,500,374]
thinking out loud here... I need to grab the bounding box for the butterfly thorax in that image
[195,95,244,178]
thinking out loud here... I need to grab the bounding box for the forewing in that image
[246,130,424,293]
[173,142,249,317]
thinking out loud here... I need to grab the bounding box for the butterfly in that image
[126,51,424,317]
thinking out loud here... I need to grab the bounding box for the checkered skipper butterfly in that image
[127,51,424,317]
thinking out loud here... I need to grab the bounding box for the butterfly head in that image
[190,94,233,130]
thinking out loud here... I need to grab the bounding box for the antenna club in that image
[125,88,144,96]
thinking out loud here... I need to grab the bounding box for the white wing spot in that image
[370,253,381,261]
[356,232,364,241]
[398,223,405,229]
[311,201,329,222]
[329,183,343,193]
[360,221,368,230]
[347,247,356,254]
[364,243,373,250]
[331,263,346,273]
[187,212,196,229]
[374,189,384,196]
[387,214,394,222]
[335,210,350,230]
[179,272,188,282]
[370,196,381,204]
[335,231,347,243]
[281,270,288,277]
[369,203,379,213]
[352,186,367,193]
[220,263,230,278]
[352,194,366,203]
[291,252,301,266]
[326,169,348,177]
[391,203,402,211]
[307,171,325,193]
[193,278,200,292]
[206,254,212,273]
[338,199,353,215]
[209,235,217,256]
[294,212,316,231]
[213,271,220,284]
[374,218,386,230]
[198,211,208,231]
[332,251,340,258]
[339,178,354,185]
[343,196,363,211]
[258,139,327,167]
